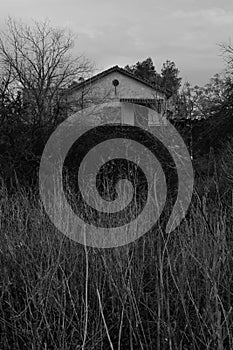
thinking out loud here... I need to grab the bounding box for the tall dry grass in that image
[0,168,233,349]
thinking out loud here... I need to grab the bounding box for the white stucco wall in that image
[67,71,166,111]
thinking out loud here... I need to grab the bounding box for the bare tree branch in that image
[0,17,93,125]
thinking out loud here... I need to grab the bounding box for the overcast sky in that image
[1,0,233,86]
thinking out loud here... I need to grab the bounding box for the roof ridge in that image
[67,65,170,97]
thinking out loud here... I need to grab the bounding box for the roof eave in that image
[67,65,171,97]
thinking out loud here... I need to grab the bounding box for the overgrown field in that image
[1,157,233,349]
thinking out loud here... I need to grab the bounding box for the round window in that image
[112,79,119,86]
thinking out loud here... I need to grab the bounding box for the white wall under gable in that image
[88,71,165,101]
[68,71,165,111]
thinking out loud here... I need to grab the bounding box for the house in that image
[65,65,172,127]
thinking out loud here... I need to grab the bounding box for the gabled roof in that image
[68,65,171,98]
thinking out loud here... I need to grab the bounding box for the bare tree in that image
[0,17,92,126]
[0,18,93,187]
